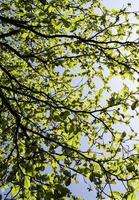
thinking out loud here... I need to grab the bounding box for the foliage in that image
[0,0,139,199]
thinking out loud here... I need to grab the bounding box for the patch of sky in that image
[108,76,124,92]
[112,121,131,133]
[79,134,89,152]
[93,76,104,90]
[69,175,96,200]
[108,75,138,92]
[130,116,139,133]
[82,2,91,9]
[55,66,65,75]
[69,64,81,75]
[71,76,87,88]
[103,0,139,10]
[102,65,110,77]
[99,90,111,107]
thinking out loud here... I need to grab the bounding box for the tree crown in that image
[0,0,139,199]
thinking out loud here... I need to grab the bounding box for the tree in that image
[0,0,139,199]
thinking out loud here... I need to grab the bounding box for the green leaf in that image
[65,178,71,186]
[11,186,20,196]
[2,184,8,192]
[127,192,138,200]
[131,101,138,110]
[24,176,30,189]
[113,191,122,199]
[63,170,71,177]
[89,172,94,182]
[127,165,135,172]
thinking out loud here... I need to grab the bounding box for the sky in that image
[103,0,139,10]
[70,0,139,199]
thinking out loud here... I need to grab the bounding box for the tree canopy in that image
[0,0,139,199]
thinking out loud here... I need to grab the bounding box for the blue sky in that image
[103,0,139,10]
